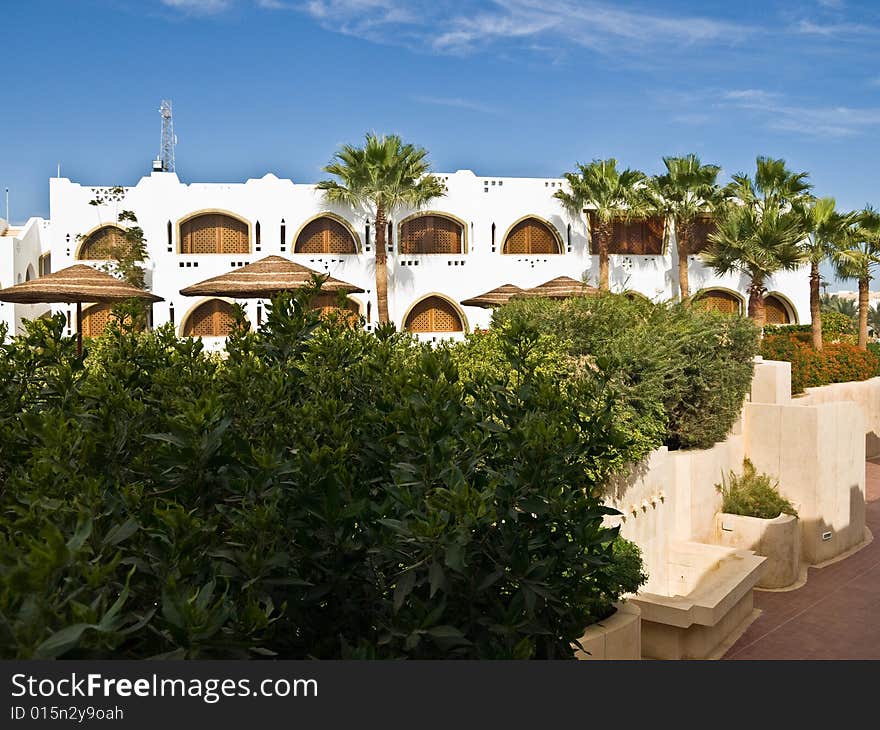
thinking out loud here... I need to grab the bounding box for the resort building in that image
[1,168,810,344]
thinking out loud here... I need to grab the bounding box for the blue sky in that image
[3,0,880,231]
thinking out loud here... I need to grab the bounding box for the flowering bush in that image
[761,332,880,393]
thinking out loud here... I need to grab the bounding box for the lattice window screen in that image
[764,296,791,324]
[79,226,132,260]
[695,290,741,315]
[399,216,463,254]
[295,218,357,254]
[689,216,717,254]
[183,300,237,337]
[180,215,249,254]
[502,218,560,255]
[82,304,114,337]
[404,296,463,333]
[312,292,360,322]
[607,217,665,255]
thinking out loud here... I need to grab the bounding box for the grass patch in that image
[716,458,798,519]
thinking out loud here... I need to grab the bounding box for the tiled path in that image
[724,458,880,659]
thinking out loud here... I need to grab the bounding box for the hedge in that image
[0,296,648,660]
[492,294,760,450]
[761,332,880,394]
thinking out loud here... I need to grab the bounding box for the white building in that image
[1,169,810,345]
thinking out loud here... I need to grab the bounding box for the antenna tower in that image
[158,100,176,172]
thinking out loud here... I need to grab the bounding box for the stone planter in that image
[573,602,640,660]
[713,512,800,589]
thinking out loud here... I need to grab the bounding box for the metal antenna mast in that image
[158,100,176,173]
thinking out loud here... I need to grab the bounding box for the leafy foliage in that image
[761,331,880,393]
[492,293,759,450]
[0,294,649,659]
[717,459,797,520]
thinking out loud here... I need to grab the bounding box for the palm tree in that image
[702,203,803,327]
[833,207,880,349]
[555,159,646,291]
[317,133,446,324]
[645,154,721,300]
[821,293,858,320]
[702,157,810,327]
[794,197,854,350]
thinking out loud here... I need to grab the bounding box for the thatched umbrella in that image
[460,284,526,308]
[179,255,364,299]
[0,264,163,356]
[519,276,599,300]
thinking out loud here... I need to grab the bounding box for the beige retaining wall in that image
[574,602,641,660]
[713,513,800,588]
[608,357,867,658]
[800,377,880,458]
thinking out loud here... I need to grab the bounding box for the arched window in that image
[295,216,358,254]
[312,292,360,322]
[78,225,132,260]
[502,217,561,255]
[182,299,238,337]
[694,289,743,316]
[179,213,249,254]
[25,264,35,282]
[404,296,464,333]
[81,303,115,338]
[765,294,794,324]
[399,215,463,255]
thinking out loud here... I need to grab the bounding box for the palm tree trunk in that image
[747,278,766,329]
[597,220,610,291]
[859,275,869,350]
[676,218,690,301]
[374,204,390,324]
[810,261,823,351]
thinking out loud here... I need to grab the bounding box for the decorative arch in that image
[77,224,132,260]
[501,216,563,255]
[81,303,115,338]
[293,213,360,254]
[178,210,250,254]
[25,264,36,282]
[403,294,467,333]
[693,288,744,316]
[181,298,240,338]
[312,292,362,322]
[398,212,466,255]
[765,292,797,324]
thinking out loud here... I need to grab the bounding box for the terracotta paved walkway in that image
[724,458,880,659]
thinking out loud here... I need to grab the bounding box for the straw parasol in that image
[179,255,364,299]
[0,264,163,356]
[460,284,526,309]
[519,276,599,300]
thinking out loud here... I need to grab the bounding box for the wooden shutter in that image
[295,217,357,254]
[404,296,463,333]
[183,300,237,337]
[689,215,717,254]
[79,226,132,260]
[82,303,114,337]
[399,216,463,254]
[503,218,560,254]
[608,217,664,255]
[695,290,741,315]
[764,295,792,324]
[180,214,249,254]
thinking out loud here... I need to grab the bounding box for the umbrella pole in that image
[76,301,82,358]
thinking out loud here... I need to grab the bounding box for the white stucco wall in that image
[42,170,811,336]
[0,217,50,336]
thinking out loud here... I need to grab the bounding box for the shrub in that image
[717,459,797,519]
[0,293,648,660]
[492,294,760,450]
[761,332,880,394]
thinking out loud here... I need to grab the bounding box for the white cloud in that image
[160,0,231,13]
[792,18,877,36]
[412,95,500,114]
[295,0,756,57]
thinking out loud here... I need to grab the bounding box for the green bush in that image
[492,294,760,450]
[764,311,856,344]
[0,295,649,660]
[761,332,880,394]
[717,459,797,519]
